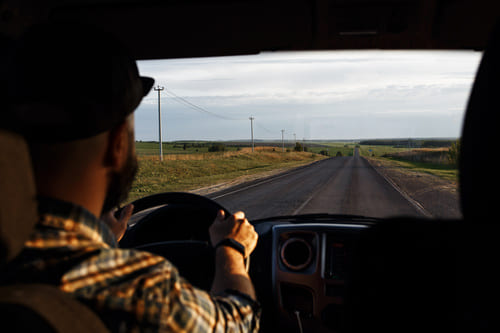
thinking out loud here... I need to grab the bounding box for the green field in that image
[135,141,239,155]
[136,141,354,157]
[358,144,408,157]
[295,142,353,157]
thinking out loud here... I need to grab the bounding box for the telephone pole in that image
[281,129,285,152]
[249,116,255,152]
[154,85,164,161]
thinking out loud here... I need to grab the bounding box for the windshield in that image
[131,51,481,220]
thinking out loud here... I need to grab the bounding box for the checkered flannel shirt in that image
[4,197,260,332]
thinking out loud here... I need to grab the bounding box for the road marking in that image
[292,193,315,215]
[292,156,353,215]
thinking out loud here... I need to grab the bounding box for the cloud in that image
[135,50,482,140]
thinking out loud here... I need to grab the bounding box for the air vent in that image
[280,237,313,271]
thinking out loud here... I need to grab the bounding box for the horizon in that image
[136,136,459,143]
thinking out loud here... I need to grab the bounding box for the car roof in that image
[4,0,498,60]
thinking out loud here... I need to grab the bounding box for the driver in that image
[2,23,260,332]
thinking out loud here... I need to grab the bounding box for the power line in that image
[164,89,237,120]
[255,122,274,135]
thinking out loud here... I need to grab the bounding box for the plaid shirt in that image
[4,197,260,332]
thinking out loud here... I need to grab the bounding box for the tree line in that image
[359,139,455,148]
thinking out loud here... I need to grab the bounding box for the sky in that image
[134,50,482,142]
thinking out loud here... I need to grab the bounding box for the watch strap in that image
[214,238,246,258]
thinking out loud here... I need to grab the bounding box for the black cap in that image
[3,22,154,142]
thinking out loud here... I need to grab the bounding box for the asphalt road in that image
[209,148,425,220]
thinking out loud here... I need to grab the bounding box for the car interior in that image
[0,0,498,332]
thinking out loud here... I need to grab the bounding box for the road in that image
[209,149,425,220]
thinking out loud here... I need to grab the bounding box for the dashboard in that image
[252,222,371,333]
[121,195,457,333]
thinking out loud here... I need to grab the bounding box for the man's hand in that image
[209,210,258,299]
[101,204,134,242]
[209,210,258,258]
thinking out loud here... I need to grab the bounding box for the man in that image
[3,22,260,332]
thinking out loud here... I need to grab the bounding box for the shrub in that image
[447,139,460,166]
[208,143,226,152]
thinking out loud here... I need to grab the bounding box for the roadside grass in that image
[371,156,458,181]
[359,145,458,182]
[129,147,326,202]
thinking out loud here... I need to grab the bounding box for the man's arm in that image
[64,209,259,331]
[209,210,258,300]
[102,205,258,300]
[212,246,256,299]
[103,206,259,299]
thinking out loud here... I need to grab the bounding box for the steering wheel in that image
[117,192,235,290]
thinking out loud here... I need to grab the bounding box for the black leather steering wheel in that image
[117,192,232,290]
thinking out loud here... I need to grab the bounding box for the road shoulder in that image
[364,157,462,219]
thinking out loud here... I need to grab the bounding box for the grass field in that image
[358,144,408,157]
[137,141,355,157]
[129,143,326,202]
[308,142,355,156]
[135,141,239,155]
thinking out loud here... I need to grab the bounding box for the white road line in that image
[367,159,432,218]
[292,193,315,215]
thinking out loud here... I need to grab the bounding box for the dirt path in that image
[365,157,462,219]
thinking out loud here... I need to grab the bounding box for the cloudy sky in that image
[134,50,482,142]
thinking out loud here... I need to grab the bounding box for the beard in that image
[101,143,138,214]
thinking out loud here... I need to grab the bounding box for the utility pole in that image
[154,85,164,161]
[249,116,255,152]
[281,129,285,152]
